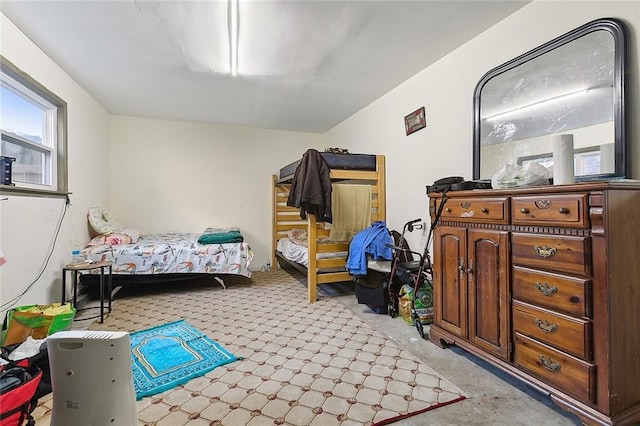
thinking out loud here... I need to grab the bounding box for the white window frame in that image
[0,56,68,197]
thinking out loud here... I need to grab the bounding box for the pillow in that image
[121,228,140,243]
[88,233,133,246]
[286,229,308,247]
[87,206,122,237]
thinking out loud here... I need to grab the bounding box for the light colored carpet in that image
[33,269,464,425]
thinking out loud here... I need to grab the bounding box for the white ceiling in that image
[1,1,530,134]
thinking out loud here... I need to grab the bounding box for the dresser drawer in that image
[511,233,591,276]
[512,194,588,228]
[438,197,508,224]
[514,333,595,403]
[513,301,592,360]
[512,266,590,317]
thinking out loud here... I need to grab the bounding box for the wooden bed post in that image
[271,175,278,271]
[307,213,318,303]
[376,155,386,221]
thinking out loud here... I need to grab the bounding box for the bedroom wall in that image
[323,0,640,253]
[108,115,324,271]
[0,12,111,319]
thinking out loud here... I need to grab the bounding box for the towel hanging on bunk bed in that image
[287,149,333,223]
[329,184,371,241]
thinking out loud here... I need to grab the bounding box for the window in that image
[0,56,67,196]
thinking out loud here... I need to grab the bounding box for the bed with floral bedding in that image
[80,207,254,288]
[82,232,253,277]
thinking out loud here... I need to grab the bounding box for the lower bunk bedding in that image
[274,225,353,302]
[275,231,347,269]
[80,230,254,288]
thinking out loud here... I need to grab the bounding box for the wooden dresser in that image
[427,182,640,425]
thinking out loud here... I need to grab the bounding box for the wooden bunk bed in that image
[272,153,386,303]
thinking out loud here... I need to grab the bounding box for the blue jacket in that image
[346,221,393,276]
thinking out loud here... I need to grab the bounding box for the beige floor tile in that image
[180,395,212,413]
[284,405,315,426]
[162,387,194,406]
[156,410,190,426]
[138,401,172,423]
[238,392,269,411]
[198,400,231,421]
[221,406,257,424]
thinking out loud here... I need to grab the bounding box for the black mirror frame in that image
[472,18,628,181]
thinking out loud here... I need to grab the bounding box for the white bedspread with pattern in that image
[82,233,253,277]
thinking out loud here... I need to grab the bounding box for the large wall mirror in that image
[473,18,628,182]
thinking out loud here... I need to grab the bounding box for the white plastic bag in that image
[7,336,47,360]
[491,162,550,189]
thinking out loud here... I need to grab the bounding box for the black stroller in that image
[386,192,450,338]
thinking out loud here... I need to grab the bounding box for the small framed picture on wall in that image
[404,107,426,135]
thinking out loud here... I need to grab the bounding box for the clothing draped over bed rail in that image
[286,149,333,223]
[345,221,393,276]
[329,184,372,241]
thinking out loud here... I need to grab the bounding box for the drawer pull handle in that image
[535,318,558,333]
[445,207,451,213]
[537,355,561,372]
[534,245,557,258]
[481,208,489,213]
[535,282,558,296]
[558,207,569,214]
[520,208,530,214]
[535,200,551,209]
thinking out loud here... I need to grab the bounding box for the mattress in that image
[279,153,377,180]
[82,232,254,277]
[276,238,347,269]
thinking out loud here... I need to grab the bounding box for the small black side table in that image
[62,260,113,323]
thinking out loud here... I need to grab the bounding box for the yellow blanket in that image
[329,184,372,241]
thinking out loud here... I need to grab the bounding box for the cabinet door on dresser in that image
[432,225,510,359]
[433,226,467,339]
[467,229,510,359]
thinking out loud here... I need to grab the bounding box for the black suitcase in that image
[354,269,390,314]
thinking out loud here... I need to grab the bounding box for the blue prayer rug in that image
[129,319,239,399]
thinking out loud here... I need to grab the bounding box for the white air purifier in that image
[48,330,137,426]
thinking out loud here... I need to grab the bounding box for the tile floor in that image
[33,269,580,425]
